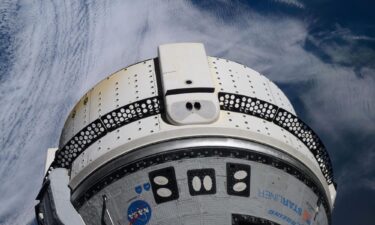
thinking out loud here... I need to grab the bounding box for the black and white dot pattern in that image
[219,92,334,185]
[51,92,334,186]
[274,108,334,184]
[55,119,106,168]
[232,213,280,225]
[101,97,161,132]
[219,92,278,121]
[53,96,163,169]
[232,214,280,225]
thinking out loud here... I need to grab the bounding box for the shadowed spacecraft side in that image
[35,43,337,225]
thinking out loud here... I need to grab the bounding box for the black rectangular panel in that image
[149,167,179,204]
[232,214,280,225]
[187,168,216,196]
[227,163,251,197]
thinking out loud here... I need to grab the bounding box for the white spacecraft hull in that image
[36,43,336,225]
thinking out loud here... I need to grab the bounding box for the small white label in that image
[192,176,202,191]
[153,176,169,185]
[234,170,248,180]
[233,182,247,192]
[203,175,213,191]
[157,188,172,197]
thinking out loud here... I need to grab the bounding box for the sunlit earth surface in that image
[0,1,374,224]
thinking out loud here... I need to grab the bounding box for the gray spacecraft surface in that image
[35,43,336,225]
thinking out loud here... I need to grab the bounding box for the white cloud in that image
[272,0,305,9]
[0,0,374,224]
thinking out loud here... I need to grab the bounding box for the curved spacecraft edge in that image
[35,43,337,225]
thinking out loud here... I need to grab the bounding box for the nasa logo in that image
[127,200,152,225]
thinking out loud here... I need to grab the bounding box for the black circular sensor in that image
[194,102,201,110]
[186,102,193,110]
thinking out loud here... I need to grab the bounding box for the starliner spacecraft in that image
[35,43,337,225]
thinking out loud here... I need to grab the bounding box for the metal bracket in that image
[158,43,220,125]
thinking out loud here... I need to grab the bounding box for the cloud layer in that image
[0,0,374,224]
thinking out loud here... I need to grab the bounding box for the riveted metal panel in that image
[59,93,92,147]
[70,115,162,177]
[55,55,333,192]
[54,57,333,195]
[267,81,295,114]
[59,59,157,147]
[208,57,294,114]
